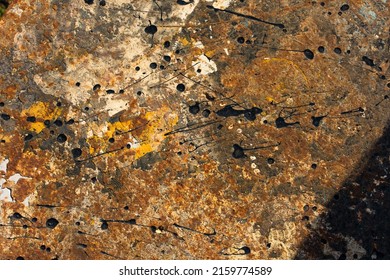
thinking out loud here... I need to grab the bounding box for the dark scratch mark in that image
[206,5,285,29]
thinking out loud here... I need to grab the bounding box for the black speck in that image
[24,134,33,141]
[320,2,325,6]
[232,144,245,159]
[334,47,342,54]
[93,84,101,91]
[164,41,171,48]
[189,102,200,114]
[303,49,314,59]
[159,65,165,70]
[106,89,115,94]
[56,102,62,107]
[101,220,108,230]
[135,66,140,71]
[202,109,211,118]
[240,246,251,254]
[0,102,4,107]
[362,56,375,67]
[318,46,325,53]
[267,158,275,164]
[163,55,171,62]
[340,4,349,11]
[54,119,63,126]
[237,37,245,44]
[32,217,37,222]
[126,144,131,149]
[99,0,106,6]
[71,148,82,158]
[16,256,24,260]
[26,116,36,122]
[75,82,81,87]
[46,218,59,229]
[57,134,67,143]
[312,115,326,127]
[150,62,157,69]
[44,120,51,126]
[144,24,158,35]
[176,83,185,92]
[311,163,317,169]
[303,205,309,212]
[40,245,46,250]
[12,212,22,219]
[1,113,10,120]
[108,137,115,143]
[66,119,74,125]
[84,0,93,4]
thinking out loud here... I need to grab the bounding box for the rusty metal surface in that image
[0,0,389,259]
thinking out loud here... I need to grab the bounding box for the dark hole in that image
[44,120,51,126]
[75,82,81,87]
[144,24,158,35]
[150,62,157,69]
[164,41,170,48]
[12,212,22,219]
[311,163,317,169]
[303,49,314,59]
[320,2,325,6]
[54,119,63,126]
[66,119,74,125]
[136,91,142,96]
[334,47,342,54]
[202,109,211,118]
[32,217,37,222]
[56,102,62,107]
[1,113,10,120]
[334,194,340,200]
[101,220,108,230]
[237,37,245,44]
[26,116,36,122]
[232,144,245,159]
[108,137,115,143]
[303,205,309,212]
[318,46,325,53]
[176,83,185,92]
[16,256,24,260]
[93,84,101,91]
[150,226,157,233]
[24,134,33,141]
[124,206,129,210]
[57,134,67,143]
[0,102,4,107]
[106,89,115,94]
[46,247,51,252]
[340,4,349,11]
[126,144,131,149]
[23,225,28,229]
[75,221,80,226]
[240,246,251,254]
[46,218,59,229]
[159,65,165,70]
[267,158,275,164]
[189,102,200,114]
[163,55,171,62]
[99,0,106,6]
[135,66,140,71]
[71,148,82,158]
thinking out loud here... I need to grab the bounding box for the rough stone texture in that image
[0,0,388,260]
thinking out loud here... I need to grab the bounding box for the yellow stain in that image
[98,107,178,160]
[21,102,62,133]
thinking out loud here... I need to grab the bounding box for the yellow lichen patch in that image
[105,120,133,139]
[21,102,62,133]
[134,108,178,159]
[101,107,178,160]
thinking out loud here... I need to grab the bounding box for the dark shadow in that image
[295,122,390,260]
